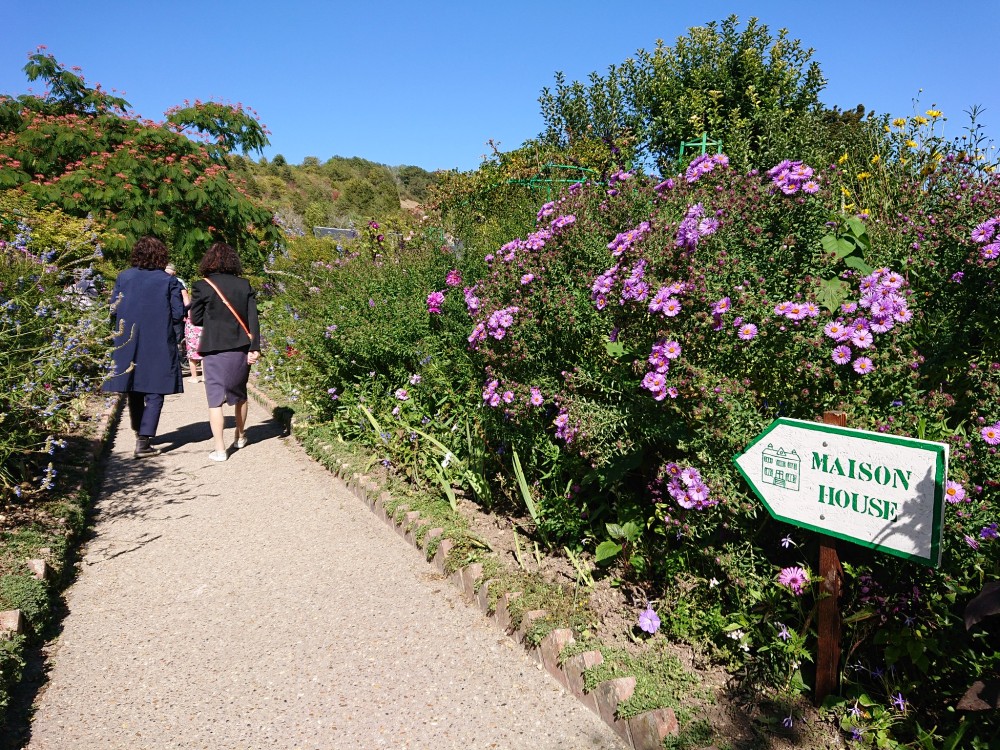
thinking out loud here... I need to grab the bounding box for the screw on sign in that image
[733,412,949,704]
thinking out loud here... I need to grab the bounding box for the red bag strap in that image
[202,277,252,341]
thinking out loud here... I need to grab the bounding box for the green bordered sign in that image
[733,418,948,567]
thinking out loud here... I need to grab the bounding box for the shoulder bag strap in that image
[202,277,252,340]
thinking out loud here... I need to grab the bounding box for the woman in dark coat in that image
[102,236,185,458]
[189,242,260,462]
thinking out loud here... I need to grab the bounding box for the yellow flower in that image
[914,116,929,125]
[844,203,855,210]
[870,154,881,165]
[905,140,918,148]
[840,185,851,197]
[857,172,872,180]
[858,209,870,218]
[926,109,942,118]
[838,153,849,165]
[884,125,891,133]
[892,118,907,128]
[901,158,909,166]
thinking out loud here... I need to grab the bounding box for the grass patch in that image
[583,642,701,719]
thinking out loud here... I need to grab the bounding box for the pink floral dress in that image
[184,318,203,361]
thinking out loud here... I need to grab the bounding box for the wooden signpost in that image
[733,413,948,703]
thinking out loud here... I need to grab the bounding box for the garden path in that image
[26,385,622,750]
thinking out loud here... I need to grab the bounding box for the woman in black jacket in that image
[189,242,261,462]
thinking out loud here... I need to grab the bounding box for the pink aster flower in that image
[521,273,534,285]
[851,329,874,349]
[663,341,682,360]
[662,298,682,317]
[852,357,874,374]
[945,480,967,503]
[981,423,1000,446]
[737,323,758,340]
[427,290,445,314]
[529,387,543,406]
[712,296,732,315]
[981,243,1000,260]
[832,345,852,365]
[445,269,462,287]
[778,566,809,595]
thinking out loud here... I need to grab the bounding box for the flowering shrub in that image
[0,194,112,505]
[260,121,1000,744]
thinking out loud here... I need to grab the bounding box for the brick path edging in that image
[246,382,684,750]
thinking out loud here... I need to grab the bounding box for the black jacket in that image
[190,273,260,354]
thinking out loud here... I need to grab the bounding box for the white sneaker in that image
[208,451,228,462]
[234,436,248,449]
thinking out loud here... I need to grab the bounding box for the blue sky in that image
[5,0,998,173]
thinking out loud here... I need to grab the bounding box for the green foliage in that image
[0,575,50,631]
[0,50,282,270]
[537,15,878,173]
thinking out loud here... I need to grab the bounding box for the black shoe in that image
[133,436,161,459]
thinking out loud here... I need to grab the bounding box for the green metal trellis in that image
[678,132,723,158]
[506,163,603,200]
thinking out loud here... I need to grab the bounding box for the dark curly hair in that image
[198,242,243,276]
[131,236,169,270]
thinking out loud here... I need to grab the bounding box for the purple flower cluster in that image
[684,153,729,183]
[648,281,687,318]
[675,203,719,251]
[607,221,651,257]
[463,286,480,313]
[662,462,716,509]
[468,305,520,348]
[591,265,619,310]
[536,201,556,221]
[767,160,820,195]
[774,300,821,321]
[641,340,682,400]
[608,169,633,186]
[822,268,912,375]
[482,378,515,408]
[553,409,578,443]
[619,260,649,304]
[445,269,462,287]
[971,217,1000,259]
[426,290,445,314]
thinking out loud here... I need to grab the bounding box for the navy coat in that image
[102,267,185,395]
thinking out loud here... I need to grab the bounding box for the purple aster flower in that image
[394,388,409,401]
[982,243,1000,260]
[737,323,758,340]
[666,386,679,399]
[778,566,809,595]
[663,340,682,359]
[445,269,462,287]
[529,388,543,406]
[980,423,1000,445]
[832,345,853,365]
[851,329,874,349]
[521,273,534,285]
[502,390,515,404]
[965,535,981,550]
[712,296,732,315]
[852,357,874,374]
[971,220,997,244]
[662,298,682,317]
[638,605,661,634]
[945,480,966,503]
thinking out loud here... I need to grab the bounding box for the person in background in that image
[165,263,189,369]
[184,310,204,383]
[103,237,185,458]
[189,242,260,462]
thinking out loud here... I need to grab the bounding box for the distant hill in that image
[231,154,439,234]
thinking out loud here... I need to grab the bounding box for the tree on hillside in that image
[0,50,282,270]
[538,15,832,171]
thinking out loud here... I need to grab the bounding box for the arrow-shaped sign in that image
[733,418,948,567]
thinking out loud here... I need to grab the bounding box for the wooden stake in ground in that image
[815,410,846,705]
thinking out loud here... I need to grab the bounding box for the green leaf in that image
[816,277,851,312]
[605,340,626,358]
[605,523,625,539]
[843,255,874,274]
[595,540,623,564]
[621,521,642,542]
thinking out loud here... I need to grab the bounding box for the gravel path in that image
[26,386,623,749]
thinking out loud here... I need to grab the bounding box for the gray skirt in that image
[201,350,250,407]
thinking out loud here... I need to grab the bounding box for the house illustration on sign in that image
[761,445,800,491]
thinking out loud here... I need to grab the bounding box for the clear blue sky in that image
[5,0,998,173]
